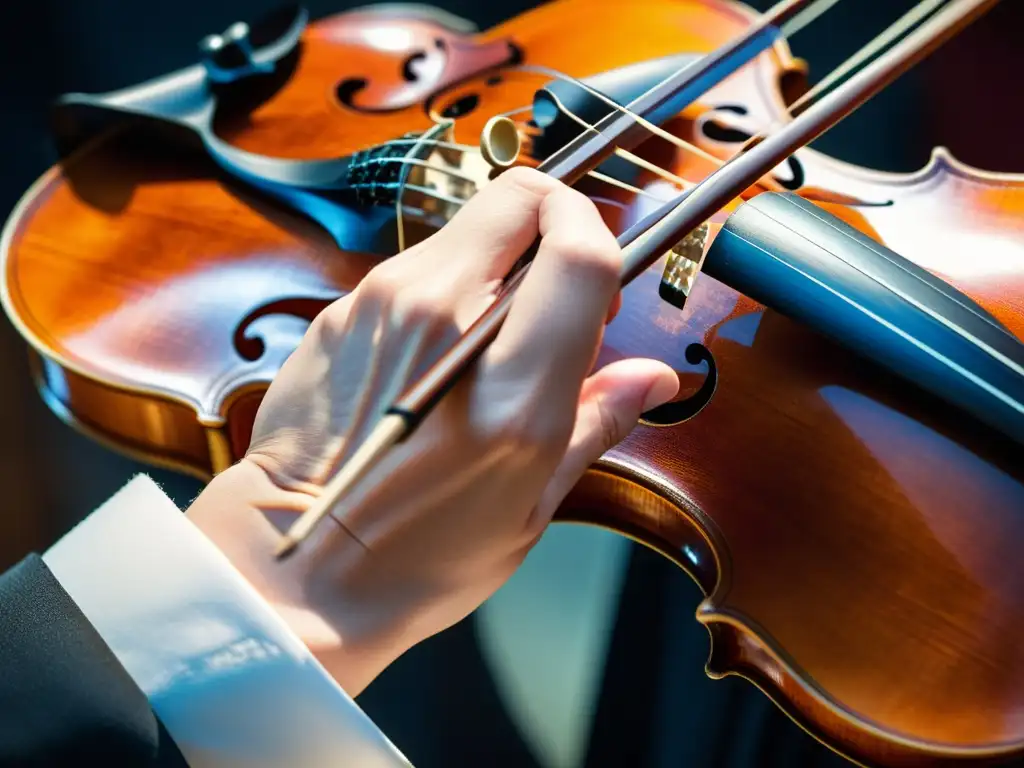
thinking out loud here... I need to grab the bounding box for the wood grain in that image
[4,0,1024,764]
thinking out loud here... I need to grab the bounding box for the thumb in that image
[533,358,679,524]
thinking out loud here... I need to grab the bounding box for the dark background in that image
[1,1,1022,766]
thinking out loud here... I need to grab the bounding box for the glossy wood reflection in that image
[4,0,1024,765]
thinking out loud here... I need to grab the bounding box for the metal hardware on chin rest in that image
[199,22,274,83]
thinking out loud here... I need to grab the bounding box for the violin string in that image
[398,185,647,212]
[379,57,754,203]
[383,138,480,153]
[381,0,937,247]
[587,170,669,200]
[402,184,467,207]
[369,147,663,246]
[367,156,480,185]
[491,0,844,127]
[394,120,454,252]
[482,0,940,187]
[486,0,846,166]
[499,0,943,184]
[784,0,948,119]
[497,105,534,119]
[378,116,693,193]
[554,105,697,189]
[381,161,663,211]
[378,33,914,241]
[499,0,846,138]
[508,63,719,162]
[373,129,666,214]
[493,64,792,195]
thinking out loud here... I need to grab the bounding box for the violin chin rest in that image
[703,191,1024,447]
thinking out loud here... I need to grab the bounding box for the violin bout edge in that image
[556,464,1024,768]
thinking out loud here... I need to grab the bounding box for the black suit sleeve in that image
[0,554,188,767]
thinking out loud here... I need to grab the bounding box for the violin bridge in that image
[658,221,710,311]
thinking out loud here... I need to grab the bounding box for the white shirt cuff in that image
[43,474,413,768]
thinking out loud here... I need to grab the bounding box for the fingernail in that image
[641,375,679,412]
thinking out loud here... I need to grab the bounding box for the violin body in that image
[4,0,1024,765]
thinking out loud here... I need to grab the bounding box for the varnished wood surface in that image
[2,0,796,473]
[4,0,1024,765]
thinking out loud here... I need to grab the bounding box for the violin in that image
[3,0,1024,764]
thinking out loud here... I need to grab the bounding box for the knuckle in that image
[499,165,556,196]
[310,295,353,340]
[392,287,452,328]
[545,229,621,279]
[357,264,459,330]
[358,263,405,303]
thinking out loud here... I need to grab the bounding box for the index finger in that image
[483,183,622,405]
[420,166,562,285]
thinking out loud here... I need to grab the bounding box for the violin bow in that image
[276,0,1000,559]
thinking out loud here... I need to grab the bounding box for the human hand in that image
[186,167,678,695]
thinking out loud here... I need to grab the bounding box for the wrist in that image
[184,460,404,695]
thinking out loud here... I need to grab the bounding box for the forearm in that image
[185,460,407,697]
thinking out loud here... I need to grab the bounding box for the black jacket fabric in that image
[0,554,187,767]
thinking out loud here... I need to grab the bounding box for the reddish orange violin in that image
[3,0,1024,764]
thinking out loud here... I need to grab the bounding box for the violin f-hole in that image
[640,342,718,426]
[700,105,805,191]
